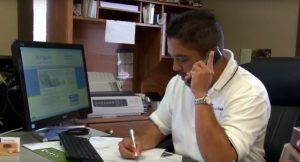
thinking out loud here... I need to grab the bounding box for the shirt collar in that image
[208,49,239,94]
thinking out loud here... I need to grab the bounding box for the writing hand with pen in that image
[118,129,141,161]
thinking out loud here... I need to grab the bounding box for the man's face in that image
[167,38,203,85]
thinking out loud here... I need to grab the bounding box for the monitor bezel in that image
[11,40,92,131]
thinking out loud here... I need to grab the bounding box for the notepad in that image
[89,136,182,162]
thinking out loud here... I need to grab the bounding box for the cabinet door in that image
[88,120,152,137]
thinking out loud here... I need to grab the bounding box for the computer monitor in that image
[11,40,92,133]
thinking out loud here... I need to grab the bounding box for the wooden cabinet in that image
[18,0,202,96]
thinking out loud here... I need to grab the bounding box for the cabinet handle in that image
[108,129,114,135]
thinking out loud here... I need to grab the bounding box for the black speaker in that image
[0,56,13,72]
[0,82,23,133]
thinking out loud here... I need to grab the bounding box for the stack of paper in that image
[100,1,139,12]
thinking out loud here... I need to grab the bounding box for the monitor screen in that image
[11,40,92,131]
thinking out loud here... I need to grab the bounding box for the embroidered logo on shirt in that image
[214,107,223,111]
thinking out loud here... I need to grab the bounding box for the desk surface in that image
[0,128,107,162]
[0,128,196,162]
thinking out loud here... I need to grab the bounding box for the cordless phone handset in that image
[213,46,222,64]
[203,46,222,64]
[186,47,222,86]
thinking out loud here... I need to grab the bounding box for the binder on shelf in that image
[87,0,97,18]
[160,12,167,56]
[142,3,155,24]
[80,0,97,18]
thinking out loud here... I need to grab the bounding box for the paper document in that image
[89,136,182,162]
[105,20,136,44]
[23,141,63,151]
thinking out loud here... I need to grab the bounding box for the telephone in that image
[212,47,222,64]
[187,47,222,85]
[87,72,151,117]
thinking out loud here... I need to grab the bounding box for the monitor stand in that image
[32,125,86,142]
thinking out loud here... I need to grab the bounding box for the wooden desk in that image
[80,113,152,138]
[0,128,107,162]
[0,124,197,162]
[80,104,157,137]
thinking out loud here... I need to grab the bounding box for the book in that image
[34,148,69,162]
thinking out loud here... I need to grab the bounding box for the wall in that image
[0,0,298,58]
[204,0,299,59]
[0,0,18,56]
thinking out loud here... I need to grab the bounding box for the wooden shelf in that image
[73,16,106,23]
[136,22,161,28]
[74,16,161,28]
[137,0,202,9]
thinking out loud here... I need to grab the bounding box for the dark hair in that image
[166,9,224,55]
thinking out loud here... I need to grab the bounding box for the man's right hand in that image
[118,137,142,159]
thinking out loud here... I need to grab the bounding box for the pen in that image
[129,128,139,161]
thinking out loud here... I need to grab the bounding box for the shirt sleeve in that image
[149,77,177,135]
[222,91,270,161]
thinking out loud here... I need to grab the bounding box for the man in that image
[119,9,270,162]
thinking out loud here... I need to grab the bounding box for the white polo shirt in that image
[150,49,271,162]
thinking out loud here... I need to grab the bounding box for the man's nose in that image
[173,61,182,72]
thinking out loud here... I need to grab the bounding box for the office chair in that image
[241,57,300,162]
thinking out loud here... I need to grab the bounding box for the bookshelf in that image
[18,0,203,96]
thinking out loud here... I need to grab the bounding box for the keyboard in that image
[59,132,103,162]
